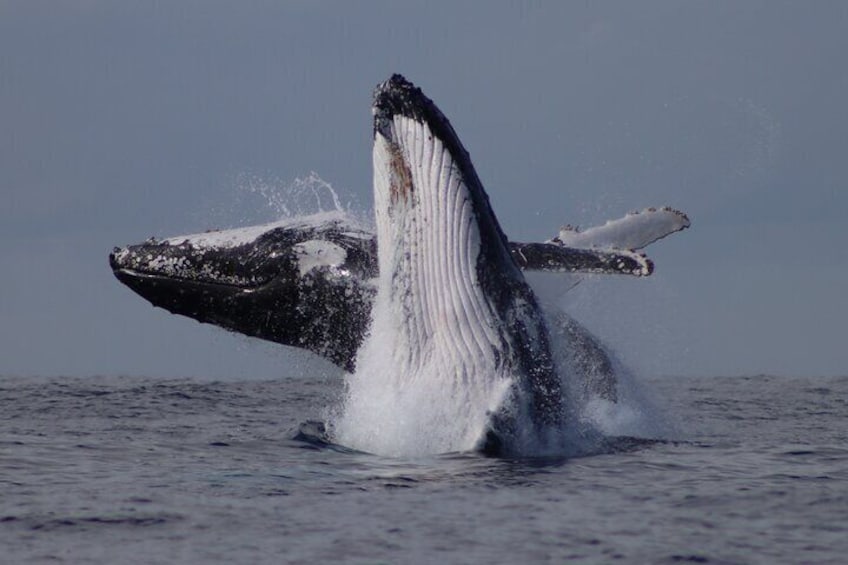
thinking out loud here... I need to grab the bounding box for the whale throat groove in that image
[336,75,563,456]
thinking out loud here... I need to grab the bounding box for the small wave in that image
[4,513,183,532]
[292,420,364,455]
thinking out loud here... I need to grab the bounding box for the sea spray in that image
[201,170,367,229]
[237,170,350,219]
[536,275,678,444]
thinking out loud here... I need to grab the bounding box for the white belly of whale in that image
[334,115,516,456]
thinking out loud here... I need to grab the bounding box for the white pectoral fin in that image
[552,207,691,251]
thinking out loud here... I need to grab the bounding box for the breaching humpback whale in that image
[109,74,690,452]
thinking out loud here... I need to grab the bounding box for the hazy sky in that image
[1,1,846,378]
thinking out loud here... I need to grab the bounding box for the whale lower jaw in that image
[374,115,508,380]
[335,75,563,456]
[365,117,516,453]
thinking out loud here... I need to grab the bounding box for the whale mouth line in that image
[108,241,282,290]
[113,268,266,293]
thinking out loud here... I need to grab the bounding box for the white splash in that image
[292,240,347,277]
[236,170,349,220]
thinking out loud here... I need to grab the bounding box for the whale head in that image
[109,213,377,371]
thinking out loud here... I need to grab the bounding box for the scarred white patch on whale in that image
[292,240,347,276]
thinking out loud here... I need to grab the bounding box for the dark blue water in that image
[2,374,846,564]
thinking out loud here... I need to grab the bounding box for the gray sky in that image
[1,1,846,378]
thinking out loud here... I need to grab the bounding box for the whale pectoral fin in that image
[510,242,653,276]
[553,207,690,251]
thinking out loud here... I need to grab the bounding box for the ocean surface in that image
[1,373,846,564]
